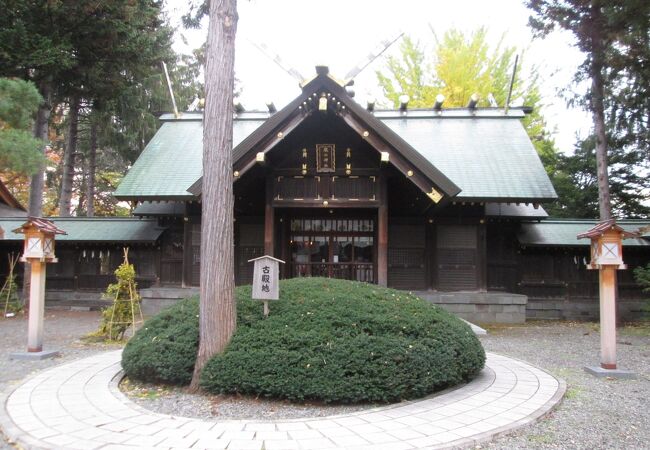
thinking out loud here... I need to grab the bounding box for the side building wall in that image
[0,242,158,309]
[486,222,649,321]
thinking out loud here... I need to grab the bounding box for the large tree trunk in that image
[189,0,238,391]
[86,122,97,217]
[58,96,80,217]
[590,3,612,221]
[28,84,51,217]
[24,82,52,304]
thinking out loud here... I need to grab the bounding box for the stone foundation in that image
[140,287,199,316]
[526,299,647,321]
[413,291,528,324]
[44,290,109,311]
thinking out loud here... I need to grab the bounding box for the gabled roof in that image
[0,217,165,243]
[576,219,640,240]
[0,179,26,216]
[13,217,67,235]
[115,69,556,204]
[518,220,650,247]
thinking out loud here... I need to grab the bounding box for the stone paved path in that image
[0,350,564,450]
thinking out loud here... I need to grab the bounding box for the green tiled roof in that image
[382,117,556,200]
[114,114,264,200]
[518,220,650,247]
[115,109,556,202]
[0,218,164,243]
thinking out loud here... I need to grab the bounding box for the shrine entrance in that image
[288,217,375,283]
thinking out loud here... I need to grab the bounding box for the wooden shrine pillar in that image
[264,176,274,256]
[377,178,388,287]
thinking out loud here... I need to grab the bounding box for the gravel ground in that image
[481,321,650,450]
[1,311,649,449]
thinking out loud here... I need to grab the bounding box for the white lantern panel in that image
[43,237,54,256]
[26,237,43,257]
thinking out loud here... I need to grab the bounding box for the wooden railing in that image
[292,262,374,283]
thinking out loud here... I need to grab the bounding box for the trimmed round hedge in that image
[122,278,485,403]
[121,295,199,385]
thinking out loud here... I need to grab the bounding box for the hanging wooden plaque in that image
[316,144,335,172]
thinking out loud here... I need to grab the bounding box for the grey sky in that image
[166,0,592,154]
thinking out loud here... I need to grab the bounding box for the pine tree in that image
[0,78,45,175]
[546,136,649,218]
[527,0,650,220]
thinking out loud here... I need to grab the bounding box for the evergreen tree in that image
[0,78,45,175]
[545,136,649,218]
[527,0,650,220]
[0,0,175,216]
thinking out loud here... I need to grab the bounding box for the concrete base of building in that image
[584,365,637,379]
[9,350,60,360]
[415,291,528,324]
[527,299,646,321]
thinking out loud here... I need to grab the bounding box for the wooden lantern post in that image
[577,220,638,374]
[249,255,285,317]
[11,218,66,359]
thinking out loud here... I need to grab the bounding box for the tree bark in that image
[589,2,612,221]
[28,84,51,217]
[24,82,52,305]
[86,122,97,217]
[189,0,238,391]
[58,96,80,217]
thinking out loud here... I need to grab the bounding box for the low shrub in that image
[123,278,486,403]
[121,296,199,384]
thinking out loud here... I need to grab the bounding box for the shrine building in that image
[1,67,648,322]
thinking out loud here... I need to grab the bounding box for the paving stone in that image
[359,431,400,444]
[191,438,230,449]
[227,439,264,450]
[157,435,199,447]
[254,430,288,440]
[287,428,324,440]
[276,422,309,431]
[220,430,255,440]
[295,437,337,449]
[244,422,277,432]
[329,434,369,447]
[263,440,300,450]
[0,350,565,450]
